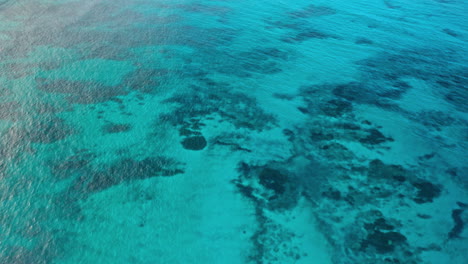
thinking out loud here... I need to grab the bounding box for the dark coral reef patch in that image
[26,117,74,144]
[368,159,408,182]
[102,123,132,134]
[411,180,441,204]
[320,99,353,117]
[258,168,289,195]
[234,162,301,211]
[36,78,128,104]
[361,230,407,254]
[359,128,394,145]
[69,157,184,194]
[162,79,276,131]
[288,4,337,18]
[50,151,96,180]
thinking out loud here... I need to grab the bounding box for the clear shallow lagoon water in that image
[0,0,467,263]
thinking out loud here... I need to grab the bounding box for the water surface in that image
[0,0,467,263]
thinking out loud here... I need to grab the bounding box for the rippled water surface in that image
[1,0,467,263]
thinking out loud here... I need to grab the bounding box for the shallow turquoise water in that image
[0,0,467,263]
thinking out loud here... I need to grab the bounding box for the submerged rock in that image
[181,135,207,150]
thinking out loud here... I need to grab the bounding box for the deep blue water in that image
[0,0,467,263]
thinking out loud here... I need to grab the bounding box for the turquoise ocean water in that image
[0,0,467,263]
